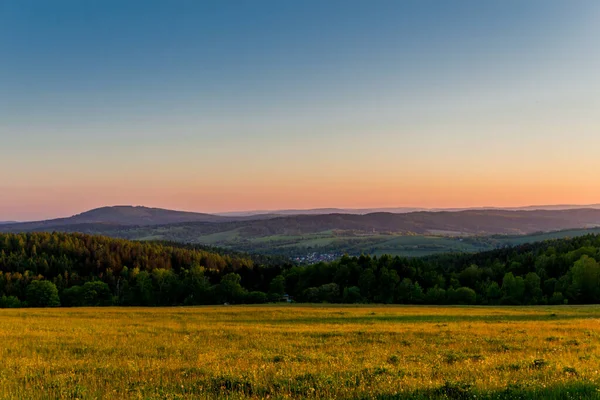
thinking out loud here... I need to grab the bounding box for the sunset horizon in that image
[5,200,600,222]
[2,1,600,221]
[2,3,600,396]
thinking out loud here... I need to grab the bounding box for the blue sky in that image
[1,1,599,220]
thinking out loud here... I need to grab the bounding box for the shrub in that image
[449,287,476,305]
[0,295,23,308]
[342,286,363,303]
[245,291,268,304]
[61,285,84,307]
[26,280,60,307]
[425,286,446,304]
[81,281,113,306]
[61,281,113,306]
[549,292,564,305]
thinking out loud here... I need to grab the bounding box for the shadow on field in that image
[164,378,598,399]
[372,381,599,399]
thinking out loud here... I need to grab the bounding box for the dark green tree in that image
[269,275,286,301]
[569,256,600,303]
[26,280,60,307]
[342,286,363,303]
[217,273,246,304]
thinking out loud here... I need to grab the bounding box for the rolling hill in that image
[5,207,600,238]
[4,207,600,259]
[108,208,600,238]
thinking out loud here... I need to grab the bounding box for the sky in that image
[1,0,600,221]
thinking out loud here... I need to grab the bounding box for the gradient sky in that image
[1,1,600,220]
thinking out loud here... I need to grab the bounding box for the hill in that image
[6,207,600,236]
[210,209,600,236]
[9,207,600,236]
[0,206,279,232]
[69,205,229,225]
[104,208,600,240]
[4,208,600,259]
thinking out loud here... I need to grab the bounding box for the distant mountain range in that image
[216,207,427,216]
[216,204,600,216]
[5,204,600,225]
[140,209,600,238]
[3,205,600,236]
[4,205,600,258]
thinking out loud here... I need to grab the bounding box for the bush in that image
[302,287,320,303]
[549,291,565,305]
[245,291,268,304]
[26,280,60,307]
[342,286,363,303]
[81,281,113,306]
[61,285,84,307]
[425,286,446,304]
[318,283,340,303]
[449,287,477,305]
[0,295,23,308]
[62,281,113,306]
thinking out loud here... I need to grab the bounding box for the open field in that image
[1,306,599,399]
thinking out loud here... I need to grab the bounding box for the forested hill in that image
[0,232,599,307]
[0,206,241,232]
[0,232,286,307]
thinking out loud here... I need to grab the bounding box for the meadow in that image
[1,305,599,399]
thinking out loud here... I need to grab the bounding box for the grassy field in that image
[1,306,599,399]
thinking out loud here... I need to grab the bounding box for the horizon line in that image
[5,202,600,223]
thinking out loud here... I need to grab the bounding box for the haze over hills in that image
[217,204,600,216]
[216,207,428,216]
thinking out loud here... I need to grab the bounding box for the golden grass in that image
[0,305,599,399]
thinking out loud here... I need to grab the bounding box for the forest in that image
[0,232,599,307]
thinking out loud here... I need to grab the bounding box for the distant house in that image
[280,294,293,303]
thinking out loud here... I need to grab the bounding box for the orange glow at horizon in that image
[3,174,600,221]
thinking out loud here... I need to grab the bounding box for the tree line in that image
[0,232,599,307]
